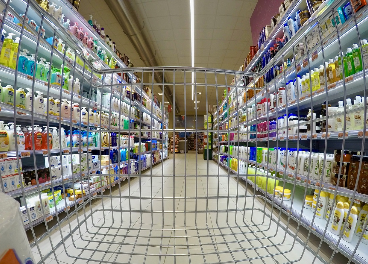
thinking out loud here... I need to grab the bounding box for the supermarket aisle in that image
[32,153,323,264]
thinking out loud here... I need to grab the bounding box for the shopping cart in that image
[1,0,368,263]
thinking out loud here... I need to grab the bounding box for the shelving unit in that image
[0,0,167,234]
[213,1,368,263]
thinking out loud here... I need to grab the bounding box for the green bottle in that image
[344,48,355,77]
[352,44,363,73]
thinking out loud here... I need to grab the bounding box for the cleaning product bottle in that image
[346,98,353,130]
[353,96,363,130]
[35,58,46,80]
[3,84,14,106]
[344,48,355,77]
[25,88,33,112]
[305,73,310,95]
[73,77,80,94]
[313,68,320,91]
[0,121,9,151]
[352,43,363,73]
[60,128,67,148]
[319,65,326,89]
[331,202,344,235]
[341,202,351,231]
[17,49,29,74]
[16,88,26,109]
[34,125,42,150]
[9,37,20,69]
[61,99,71,119]
[72,103,80,122]
[343,206,358,242]
[336,101,345,131]
[334,55,342,82]
[326,193,335,220]
[357,204,368,234]
[35,91,44,115]
[25,54,36,77]
[7,123,15,151]
[328,59,336,84]
[50,127,59,149]
[24,126,31,150]
[16,125,25,151]
[81,107,88,124]
[54,99,60,116]
[88,15,93,27]
[41,126,52,150]
[0,33,14,67]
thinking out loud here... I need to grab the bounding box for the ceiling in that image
[78,0,258,115]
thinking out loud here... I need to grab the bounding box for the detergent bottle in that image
[17,49,29,74]
[0,33,14,67]
[0,121,9,151]
[9,37,20,69]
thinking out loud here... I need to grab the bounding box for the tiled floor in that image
[31,152,323,263]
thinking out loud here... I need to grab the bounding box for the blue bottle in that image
[25,54,35,76]
[17,49,29,74]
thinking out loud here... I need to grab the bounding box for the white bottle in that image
[25,88,33,112]
[72,103,80,121]
[346,98,353,130]
[61,99,71,119]
[35,92,44,115]
[50,127,59,149]
[325,193,335,220]
[68,75,73,91]
[312,191,328,219]
[343,206,358,242]
[89,109,95,126]
[327,107,337,132]
[16,125,25,151]
[336,101,345,131]
[331,202,344,235]
[81,107,88,124]
[73,78,80,94]
[311,153,320,181]
[54,99,60,116]
[357,204,368,235]
[60,128,67,148]
[354,96,363,130]
[7,123,15,151]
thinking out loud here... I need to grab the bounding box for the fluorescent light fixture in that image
[164,101,169,104]
[190,0,195,100]
[158,93,163,95]
[195,101,200,103]
[197,92,201,95]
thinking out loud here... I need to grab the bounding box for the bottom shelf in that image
[212,158,368,264]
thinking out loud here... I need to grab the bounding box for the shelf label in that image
[21,151,31,158]
[63,149,70,154]
[345,76,354,83]
[296,64,302,73]
[43,150,48,156]
[64,206,70,212]
[0,153,8,159]
[357,131,368,138]
[338,132,348,139]
[311,50,319,61]
[92,192,97,197]
[78,199,83,205]
[303,58,309,68]
[321,132,330,139]
[45,215,53,222]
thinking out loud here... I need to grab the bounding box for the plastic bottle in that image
[341,202,351,232]
[60,99,70,119]
[16,88,26,109]
[334,56,342,82]
[335,101,345,131]
[73,78,80,94]
[17,49,29,74]
[54,99,60,116]
[305,73,311,95]
[331,202,344,235]
[3,84,14,106]
[354,96,363,130]
[35,92,45,115]
[50,127,59,149]
[9,37,19,69]
[0,121,9,151]
[36,58,47,80]
[326,193,335,220]
[0,79,3,103]
[7,123,15,151]
[81,107,88,124]
[41,126,52,150]
[312,191,328,218]
[0,33,14,67]
[100,27,106,39]
[361,39,368,69]
[16,125,25,151]
[24,89,32,113]
[343,206,358,242]
[72,103,80,122]
[352,43,363,73]
[346,98,353,130]
[313,68,320,91]
[25,54,36,77]
[318,65,326,89]
[357,204,368,234]
[344,48,355,77]
[328,59,336,84]
[88,15,93,27]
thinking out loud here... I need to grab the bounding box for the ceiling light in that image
[164,101,169,104]
[158,93,163,95]
[194,107,198,109]
[195,101,200,103]
[190,0,195,100]
[197,92,201,95]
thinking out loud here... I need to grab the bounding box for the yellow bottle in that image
[0,121,10,151]
[0,33,15,67]
[328,59,336,84]
[325,62,331,85]
[305,73,311,95]
[310,70,315,91]
[9,37,20,70]
[319,65,326,89]
[313,68,320,91]
[334,56,342,83]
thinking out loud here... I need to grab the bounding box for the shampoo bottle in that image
[16,88,26,109]
[346,98,353,130]
[356,204,368,234]
[16,125,25,151]
[35,92,45,115]
[331,202,344,235]
[7,123,15,151]
[17,49,29,74]
[9,37,20,69]
[328,59,336,84]
[334,55,342,82]
[25,88,33,112]
[343,206,358,242]
[353,96,363,130]
[25,54,36,76]
[352,43,363,73]
[3,84,14,106]
[336,101,345,131]
[0,33,14,67]
[344,48,355,77]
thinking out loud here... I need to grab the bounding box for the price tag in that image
[63,149,69,154]
[296,64,302,73]
[93,192,97,197]
[312,134,317,139]
[322,132,330,139]
[78,199,83,205]
[21,151,30,158]
[345,76,354,83]
[301,134,308,140]
[338,132,348,139]
[358,131,368,138]
[64,206,70,212]
[27,76,33,80]
[45,215,53,222]
[72,119,78,124]
[311,50,319,61]
[303,58,309,68]
[43,150,48,156]
[279,136,285,141]
[0,153,8,159]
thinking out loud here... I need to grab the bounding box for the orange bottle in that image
[34,126,43,150]
[41,126,52,150]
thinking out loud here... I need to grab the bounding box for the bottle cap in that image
[352,43,358,49]
[344,202,350,209]
[336,202,344,209]
[347,48,352,53]
[346,98,352,105]
[338,101,343,107]
[351,206,358,215]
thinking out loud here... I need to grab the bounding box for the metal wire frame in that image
[1,0,368,263]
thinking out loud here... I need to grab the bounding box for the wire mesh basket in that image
[1,0,368,263]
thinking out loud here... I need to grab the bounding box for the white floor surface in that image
[31,152,324,264]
